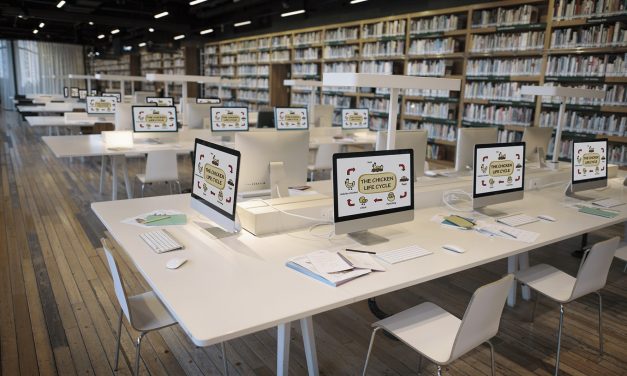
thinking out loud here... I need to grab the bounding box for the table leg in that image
[519,252,531,301]
[111,156,118,201]
[507,255,518,307]
[99,156,107,195]
[277,323,291,376]
[121,156,133,199]
[300,316,319,376]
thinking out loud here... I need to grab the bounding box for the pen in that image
[500,230,517,239]
[345,248,376,254]
[144,215,172,224]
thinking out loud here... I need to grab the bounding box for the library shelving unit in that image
[88,55,133,92]
[202,0,627,167]
[139,50,186,99]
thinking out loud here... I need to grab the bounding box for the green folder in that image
[145,214,187,226]
[577,206,618,219]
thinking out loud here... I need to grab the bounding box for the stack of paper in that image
[286,250,383,287]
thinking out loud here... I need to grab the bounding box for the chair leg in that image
[624,262,627,273]
[555,304,565,376]
[141,183,145,198]
[437,365,443,376]
[176,180,182,194]
[221,342,229,376]
[595,291,604,355]
[531,292,540,323]
[114,309,123,370]
[417,354,423,375]
[362,327,381,376]
[485,340,496,376]
[134,332,146,376]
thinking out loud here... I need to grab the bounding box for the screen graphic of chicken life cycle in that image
[132,106,177,132]
[276,107,308,130]
[193,143,239,216]
[86,96,117,114]
[341,109,369,129]
[474,144,524,195]
[211,107,249,131]
[336,153,412,218]
[573,140,607,182]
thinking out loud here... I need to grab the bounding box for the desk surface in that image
[18,103,85,112]
[26,116,112,127]
[91,179,627,347]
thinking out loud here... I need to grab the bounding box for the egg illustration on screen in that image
[387,192,395,202]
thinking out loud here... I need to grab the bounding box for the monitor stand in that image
[194,219,241,239]
[564,183,594,201]
[348,230,389,246]
[269,161,289,198]
[474,207,510,218]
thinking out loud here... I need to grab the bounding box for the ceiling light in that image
[123,45,132,51]
[138,42,147,47]
[88,21,94,25]
[56,1,66,8]
[148,28,155,32]
[281,9,305,17]
[173,34,185,40]
[154,11,169,19]
[95,52,100,56]
[97,34,105,39]
[32,29,38,34]
[189,0,208,5]
[17,15,24,19]
[234,20,251,27]
[111,29,120,34]
[200,28,213,35]
[350,0,367,3]
[39,22,45,28]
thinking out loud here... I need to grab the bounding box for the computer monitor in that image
[103,92,121,102]
[131,106,178,132]
[257,111,275,128]
[312,104,334,127]
[78,89,87,100]
[333,149,415,245]
[275,107,308,130]
[568,139,608,195]
[191,139,241,235]
[70,87,79,98]
[86,96,117,115]
[342,108,369,130]
[90,89,98,96]
[235,131,309,198]
[185,102,213,129]
[133,91,154,104]
[210,107,249,132]
[197,97,221,104]
[522,127,552,166]
[473,142,525,210]
[146,97,174,106]
[114,103,132,131]
[376,130,427,178]
[456,127,498,172]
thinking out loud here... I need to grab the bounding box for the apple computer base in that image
[199,221,241,239]
[473,191,525,218]
[269,161,290,198]
[564,182,596,201]
[191,199,241,239]
[347,230,389,246]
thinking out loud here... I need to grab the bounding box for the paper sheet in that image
[307,250,353,274]
[122,209,185,228]
[475,221,540,243]
[340,252,386,272]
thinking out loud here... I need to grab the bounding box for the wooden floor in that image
[1,109,626,376]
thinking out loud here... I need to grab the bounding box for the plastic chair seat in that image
[515,264,577,303]
[615,242,627,262]
[375,302,461,364]
[128,291,177,332]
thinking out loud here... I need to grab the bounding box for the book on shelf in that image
[466,57,542,76]
[463,104,534,126]
[325,26,360,43]
[554,0,627,20]
[407,60,451,77]
[362,19,406,38]
[410,14,460,34]
[470,31,545,53]
[540,110,627,136]
[472,5,539,28]
[409,38,459,55]
[551,23,627,49]
[464,81,535,102]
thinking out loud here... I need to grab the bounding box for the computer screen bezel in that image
[473,142,526,199]
[332,149,415,224]
[131,105,179,133]
[572,138,608,187]
[274,107,309,130]
[146,96,174,106]
[341,108,370,130]
[210,107,249,132]
[191,138,241,221]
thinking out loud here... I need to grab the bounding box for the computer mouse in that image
[166,257,187,269]
[424,170,438,177]
[442,244,466,254]
[537,214,556,222]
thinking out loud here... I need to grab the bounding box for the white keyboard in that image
[592,198,624,208]
[375,245,433,264]
[140,230,183,254]
[496,214,539,227]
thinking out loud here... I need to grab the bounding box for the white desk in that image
[91,179,627,375]
[25,115,113,135]
[17,103,85,113]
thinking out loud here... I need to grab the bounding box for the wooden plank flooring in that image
[1,109,626,376]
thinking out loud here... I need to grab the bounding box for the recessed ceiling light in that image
[88,21,94,25]
[189,0,207,5]
[39,22,45,28]
[95,52,100,56]
[148,28,155,32]
[138,42,147,47]
[281,9,305,17]
[111,29,120,34]
[17,15,24,19]
[154,11,169,19]
[234,20,251,27]
[173,34,185,40]
[123,45,132,51]
[350,0,367,3]
[97,34,105,39]
[56,1,66,8]
[200,28,213,35]
[32,29,39,34]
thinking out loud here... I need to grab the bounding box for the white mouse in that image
[424,170,438,177]
[442,244,466,254]
[166,257,187,269]
[537,214,556,222]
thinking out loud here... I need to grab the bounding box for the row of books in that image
[408,38,459,55]
[239,78,268,89]
[221,55,236,65]
[362,41,405,58]
[370,116,389,130]
[404,88,451,98]
[237,65,269,76]
[553,0,627,20]
[271,50,290,62]
[550,23,627,49]
[291,92,318,106]
[421,123,457,141]
[548,138,627,165]
[471,5,539,28]
[204,67,219,76]
[294,31,322,46]
[323,45,358,59]
[203,55,218,66]
[238,89,269,102]
[464,81,535,102]
[359,61,395,74]
[325,27,359,43]
[203,46,218,55]
[410,14,460,34]
[220,66,235,76]
[463,104,534,126]
[237,53,257,64]
[359,98,390,113]
[323,62,357,73]
[427,144,450,161]
[294,48,320,61]
[540,111,627,136]
[466,57,542,76]
[546,54,627,77]
[470,31,545,53]
[292,63,319,76]
[405,101,453,119]
[498,129,524,144]
[323,94,351,108]
[271,35,291,49]
[406,60,451,77]
[362,20,406,38]
[541,83,627,105]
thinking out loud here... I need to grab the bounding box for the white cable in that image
[442,189,474,212]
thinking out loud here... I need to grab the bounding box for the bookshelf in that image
[203,0,627,166]
[88,55,132,92]
[139,51,185,99]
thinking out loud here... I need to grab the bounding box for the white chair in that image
[515,236,619,376]
[362,274,514,376]
[308,143,341,181]
[615,241,627,272]
[136,150,181,196]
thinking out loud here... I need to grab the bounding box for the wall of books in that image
[203,0,627,166]
[88,55,131,92]
[140,51,185,98]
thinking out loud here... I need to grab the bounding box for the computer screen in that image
[90,89,98,96]
[257,111,275,128]
[103,92,122,102]
[185,102,213,129]
[146,97,174,106]
[86,96,117,115]
[341,108,369,130]
[78,89,87,100]
[191,139,241,232]
[132,106,178,132]
[197,97,221,104]
[133,91,153,104]
[572,139,607,190]
[333,149,415,236]
[210,107,249,132]
[63,87,69,98]
[376,130,427,178]
[275,107,308,130]
[522,127,552,162]
[456,127,499,172]
[70,87,79,98]
[312,104,334,127]
[473,142,525,209]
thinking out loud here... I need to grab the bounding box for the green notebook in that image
[577,206,618,219]
[144,214,187,226]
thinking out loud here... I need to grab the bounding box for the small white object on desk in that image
[537,214,556,222]
[592,198,624,208]
[307,250,353,274]
[442,244,466,254]
[166,257,187,269]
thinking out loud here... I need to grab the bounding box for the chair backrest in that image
[101,239,132,324]
[450,274,514,360]
[571,236,619,299]
[144,150,179,183]
[314,143,342,170]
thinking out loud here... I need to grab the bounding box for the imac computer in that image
[197,98,221,104]
[257,110,275,128]
[78,89,88,101]
[341,108,369,131]
[131,106,178,141]
[376,130,427,178]
[567,139,607,196]
[473,142,526,211]
[133,91,154,104]
[185,102,213,129]
[312,104,334,127]
[86,96,117,115]
[235,131,309,198]
[456,127,499,172]
[114,103,133,131]
[333,149,415,245]
[275,107,308,130]
[522,127,552,167]
[70,87,80,98]
[146,97,174,106]
[211,107,249,140]
[191,139,242,236]
[103,92,122,102]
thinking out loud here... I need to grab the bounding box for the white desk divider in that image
[521,85,605,169]
[95,74,150,97]
[322,73,461,150]
[283,79,323,123]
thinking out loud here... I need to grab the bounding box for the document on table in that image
[307,250,353,273]
[475,221,540,243]
[286,255,371,287]
[339,251,386,272]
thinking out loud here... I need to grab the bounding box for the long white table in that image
[91,178,627,375]
[25,115,114,135]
